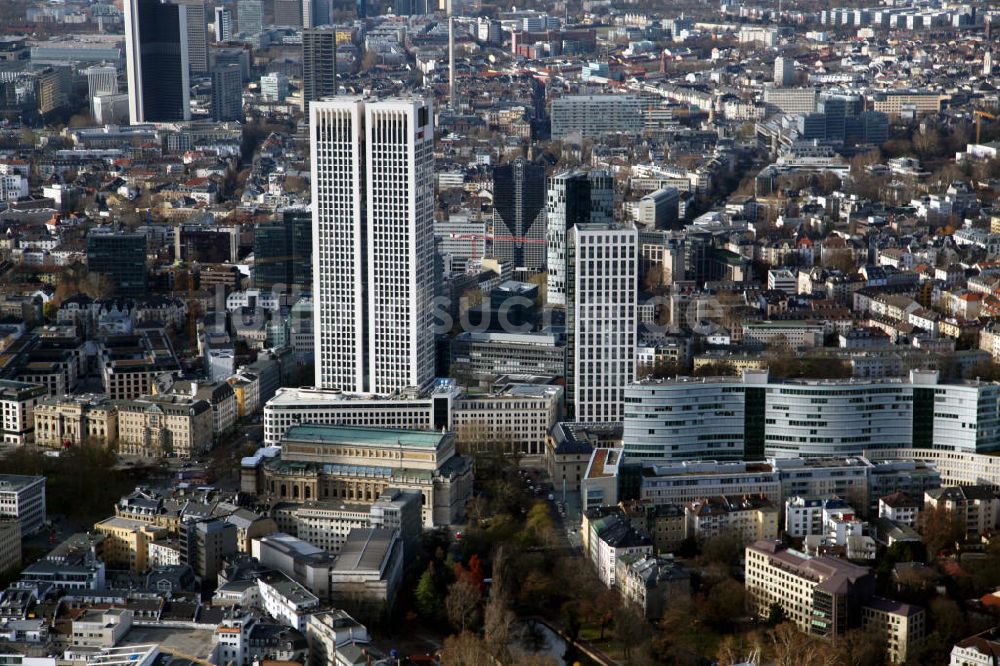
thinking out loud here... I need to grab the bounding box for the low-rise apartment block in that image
[587,512,654,588]
[685,495,779,543]
[862,597,925,664]
[879,492,921,527]
[616,553,690,621]
[0,379,46,446]
[93,516,168,571]
[925,486,1000,539]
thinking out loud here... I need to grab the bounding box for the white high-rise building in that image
[569,223,638,422]
[260,72,289,102]
[175,0,208,74]
[545,170,614,306]
[773,56,795,87]
[310,97,436,395]
[214,6,233,42]
[85,65,118,102]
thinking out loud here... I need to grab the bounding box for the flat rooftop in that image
[0,475,44,492]
[333,528,395,573]
[259,571,319,605]
[282,424,447,448]
[267,386,433,406]
[257,532,335,564]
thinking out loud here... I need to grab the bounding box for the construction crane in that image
[975,109,997,144]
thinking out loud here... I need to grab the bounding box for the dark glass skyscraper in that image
[492,158,546,270]
[253,210,312,291]
[302,27,337,110]
[211,64,243,121]
[86,231,148,297]
[274,0,303,26]
[545,169,614,305]
[124,0,191,123]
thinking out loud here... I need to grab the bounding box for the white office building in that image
[623,377,748,460]
[764,378,913,458]
[639,461,783,507]
[93,94,130,125]
[85,65,118,103]
[622,369,1000,461]
[570,223,638,422]
[263,381,559,456]
[262,385,445,444]
[0,475,46,536]
[763,86,818,115]
[214,6,233,42]
[260,72,289,102]
[773,56,795,87]
[550,94,643,139]
[0,174,28,203]
[257,571,319,631]
[310,97,436,395]
[634,186,679,229]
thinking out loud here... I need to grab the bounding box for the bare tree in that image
[768,622,838,666]
[918,503,964,558]
[446,578,482,633]
[483,594,517,660]
[440,632,493,665]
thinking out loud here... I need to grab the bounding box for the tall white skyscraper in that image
[545,169,614,306]
[124,0,191,124]
[568,223,638,422]
[175,0,208,74]
[214,6,233,42]
[311,97,436,395]
[85,65,118,101]
[774,56,795,87]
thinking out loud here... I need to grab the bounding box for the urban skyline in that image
[0,1,999,664]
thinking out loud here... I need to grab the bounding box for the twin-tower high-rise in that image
[310,97,436,396]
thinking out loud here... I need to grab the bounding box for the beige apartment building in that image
[93,516,167,571]
[870,91,948,117]
[746,540,924,658]
[70,608,133,648]
[116,394,213,458]
[33,395,118,449]
[862,598,925,663]
[745,540,873,639]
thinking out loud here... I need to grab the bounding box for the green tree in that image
[768,602,786,626]
[415,567,442,618]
